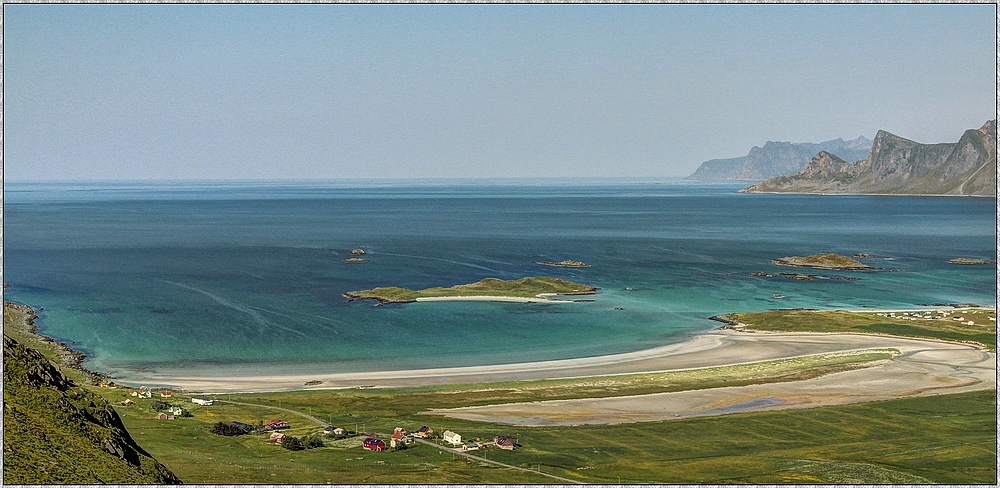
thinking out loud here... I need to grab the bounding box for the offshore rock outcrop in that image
[741,120,996,196]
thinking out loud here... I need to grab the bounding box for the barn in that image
[363,437,387,452]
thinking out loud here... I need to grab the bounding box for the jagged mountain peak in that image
[741,120,996,196]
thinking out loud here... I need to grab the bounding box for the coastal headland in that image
[343,276,597,305]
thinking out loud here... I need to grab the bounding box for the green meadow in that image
[113,387,996,484]
[720,308,997,350]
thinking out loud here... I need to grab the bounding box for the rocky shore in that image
[4,302,109,386]
[948,258,995,265]
[534,260,590,268]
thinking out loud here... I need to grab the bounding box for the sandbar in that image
[426,338,995,425]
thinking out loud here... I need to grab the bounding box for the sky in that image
[4,4,996,181]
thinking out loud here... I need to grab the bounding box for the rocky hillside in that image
[3,334,182,484]
[741,120,996,196]
[687,136,871,180]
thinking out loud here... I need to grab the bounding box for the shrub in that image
[209,422,247,436]
[281,435,304,451]
[303,435,324,449]
[150,400,170,411]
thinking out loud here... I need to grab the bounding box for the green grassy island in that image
[772,253,872,270]
[343,276,597,304]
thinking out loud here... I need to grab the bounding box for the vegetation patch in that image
[343,276,597,304]
[716,308,996,350]
[772,253,872,270]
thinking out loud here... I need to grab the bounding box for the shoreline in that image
[123,327,994,394]
[414,294,573,303]
[739,189,995,198]
[7,301,995,397]
[2,301,110,386]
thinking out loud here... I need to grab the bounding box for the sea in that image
[3,179,996,386]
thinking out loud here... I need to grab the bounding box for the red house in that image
[494,436,517,450]
[266,419,290,430]
[363,437,386,452]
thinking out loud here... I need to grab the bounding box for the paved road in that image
[215,399,585,484]
[410,437,585,484]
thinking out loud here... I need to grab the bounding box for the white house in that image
[443,430,462,446]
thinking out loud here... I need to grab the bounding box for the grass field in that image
[113,388,996,484]
[719,308,996,351]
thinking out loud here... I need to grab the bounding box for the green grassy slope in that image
[3,334,181,484]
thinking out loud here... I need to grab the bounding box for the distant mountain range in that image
[740,120,996,197]
[686,136,872,181]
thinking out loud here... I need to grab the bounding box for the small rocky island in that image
[344,276,597,305]
[349,249,366,256]
[772,253,872,270]
[534,260,590,268]
[948,258,995,265]
[343,258,371,264]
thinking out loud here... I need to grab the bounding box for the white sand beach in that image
[147,329,995,403]
[414,295,562,303]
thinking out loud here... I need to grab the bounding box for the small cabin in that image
[412,426,434,438]
[494,436,517,450]
[156,413,175,420]
[443,430,462,446]
[160,390,173,398]
[270,432,285,443]
[121,399,134,406]
[267,420,290,430]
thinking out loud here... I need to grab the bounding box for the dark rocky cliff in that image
[740,120,996,196]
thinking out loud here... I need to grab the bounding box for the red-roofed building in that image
[494,436,517,450]
[390,427,410,448]
[363,437,386,452]
[266,420,289,430]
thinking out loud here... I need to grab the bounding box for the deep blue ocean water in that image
[3,180,996,385]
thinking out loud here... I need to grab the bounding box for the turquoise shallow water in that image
[3,180,996,384]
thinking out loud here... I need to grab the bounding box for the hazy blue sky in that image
[5,4,996,180]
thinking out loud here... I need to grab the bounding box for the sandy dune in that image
[425,338,995,425]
